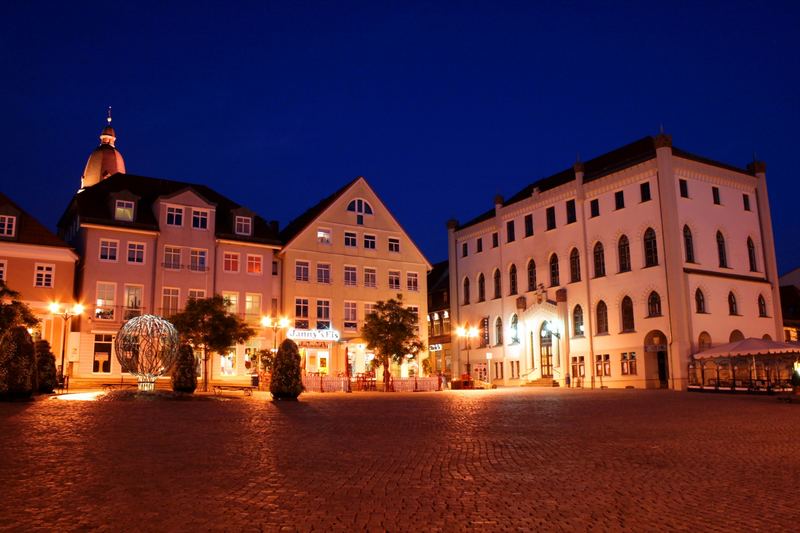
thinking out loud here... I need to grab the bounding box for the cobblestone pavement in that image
[1,388,799,532]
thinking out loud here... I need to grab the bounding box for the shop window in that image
[93,334,113,373]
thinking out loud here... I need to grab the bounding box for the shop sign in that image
[429,343,443,351]
[645,344,667,352]
[286,328,341,342]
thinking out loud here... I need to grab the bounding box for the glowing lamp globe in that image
[114,315,180,391]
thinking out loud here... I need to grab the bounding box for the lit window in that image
[364,303,376,318]
[127,242,145,264]
[0,260,5,281]
[389,238,400,253]
[364,267,377,288]
[0,215,17,237]
[364,235,376,249]
[407,272,419,292]
[95,282,116,320]
[345,232,357,247]
[192,210,209,230]
[295,298,309,329]
[114,200,135,222]
[317,229,331,244]
[223,252,240,273]
[247,255,263,274]
[295,261,309,281]
[99,239,118,261]
[166,207,183,226]
[316,299,331,329]
[344,266,357,286]
[220,348,237,376]
[389,271,400,290]
[621,352,637,375]
[245,293,261,321]
[93,334,113,374]
[223,292,238,313]
[188,289,205,300]
[235,216,252,236]
[162,287,179,316]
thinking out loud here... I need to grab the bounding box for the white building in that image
[448,134,782,390]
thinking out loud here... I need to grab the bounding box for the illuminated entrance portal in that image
[539,323,553,378]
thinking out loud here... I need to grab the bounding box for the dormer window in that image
[346,198,373,225]
[192,209,209,230]
[0,215,16,237]
[235,216,252,236]
[166,207,183,227]
[114,200,135,222]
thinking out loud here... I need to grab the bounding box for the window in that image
[571,356,585,379]
[549,254,560,286]
[524,214,533,237]
[679,179,689,198]
[596,301,608,334]
[247,255,262,274]
[618,235,631,272]
[492,232,499,248]
[695,289,706,313]
[164,246,181,269]
[758,294,768,317]
[347,198,373,224]
[566,199,576,224]
[344,266,357,286]
[743,194,751,211]
[477,273,486,302]
[364,235,376,249]
[747,238,758,272]
[295,260,309,281]
[506,220,515,243]
[166,207,183,226]
[648,291,662,317]
[223,252,240,273]
[476,237,483,253]
[463,278,470,305]
[596,354,611,377]
[192,210,209,230]
[389,238,400,253]
[728,292,738,315]
[345,232,357,247]
[644,228,658,267]
[115,200,134,221]
[272,261,279,276]
[615,191,625,210]
[316,229,331,244]
[223,292,238,313]
[99,239,118,261]
[462,242,468,257]
[0,215,16,237]
[510,314,519,344]
[318,263,332,284]
[0,260,5,281]
[716,231,727,268]
[640,182,651,202]
[479,317,489,347]
[573,305,584,336]
[95,282,116,320]
[93,334,113,373]
[364,267,377,288]
[389,270,401,290]
[219,348,236,376]
[34,264,54,288]
[527,260,536,292]
[407,272,419,292]
[364,303,377,319]
[712,186,721,205]
[295,298,309,329]
[508,264,518,295]
[245,293,261,321]
[590,199,599,218]
[123,285,143,319]
[593,242,605,277]
[621,352,637,375]
[188,289,205,300]
[510,360,520,379]
[127,242,145,264]
[494,317,503,346]
[683,226,695,263]
[344,302,358,330]
[235,216,252,236]
[698,332,712,351]
[621,296,635,332]
[316,300,331,329]
[189,249,207,271]
[493,269,501,299]
[546,207,556,230]
[569,248,580,282]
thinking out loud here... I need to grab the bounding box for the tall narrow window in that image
[549,254,560,286]
[506,220,515,243]
[647,291,662,317]
[747,237,758,272]
[569,248,581,282]
[546,207,556,230]
[492,232,499,248]
[618,235,631,273]
[495,317,503,346]
[463,278,470,305]
[477,274,485,302]
[590,199,600,218]
[593,242,605,277]
[742,194,751,211]
[510,314,519,344]
[493,269,501,299]
[695,289,706,313]
[728,292,738,315]
[476,238,483,253]
[679,179,689,198]
[644,228,658,267]
[573,305,584,336]
[462,242,468,257]
[683,225,695,263]
[615,191,625,210]
[509,264,518,295]
[640,182,651,202]
[566,200,576,224]
[758,294,768,317]
[596,301,608,334]
[524,214,533,237]
[716,231,727,268]
[712,186,721,205]
[527,260,536,291]
[621,296,635,332]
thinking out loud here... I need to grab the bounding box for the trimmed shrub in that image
[270,339,304,400]
[171,345,198,393]
[0,326,36,400]
[35,340,58,393]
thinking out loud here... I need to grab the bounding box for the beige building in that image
[278,177,431,378]
[0,191,78,370]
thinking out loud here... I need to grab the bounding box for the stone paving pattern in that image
[1,388,798,532]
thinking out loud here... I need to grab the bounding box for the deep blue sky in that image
[2,1,798,270]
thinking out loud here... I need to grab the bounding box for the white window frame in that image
[95,281,117,320]
[34,263,55,288]
[127,242,145,264]
[364,234,376,250]
[317,263,331,284]
[344,232,357,248]
[407,272,419,292]
[223,291,239,313]
[388,270,400,290]
[166,206,183,227]
[114,200,135,222]
[189,249,208,272]
[295,260,310,282]
[188,289,206,300]
[223,252,240,273]
[344,301,358,330]
[246,254,263,275]
[364,267,377,288]
[0,259,6,281]
[344,265,357,286]
[245,293,262,320]
[192,209,209,230]
[235,216,252,236]
[99,239,119,262]
[164,246,182,269]
[162,287,180,316]
[317,228,332,245]
[388,238,400,253]
[0,215,17,237]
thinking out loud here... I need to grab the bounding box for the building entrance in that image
[540,324,553,378]
[657,350,669,388]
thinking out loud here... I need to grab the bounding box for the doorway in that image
[539,324,553,378]
[657,350,668,388]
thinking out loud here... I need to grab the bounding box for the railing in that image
[93,305,147,322]
[302,375,350,392]
[123,306,144,320]
[94,305,116,321]
[392,377,439,392]
[301,374,440,392]
[187,264,209,272]
[161,262,183,270]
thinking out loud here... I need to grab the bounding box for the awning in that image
[693,338,800,360]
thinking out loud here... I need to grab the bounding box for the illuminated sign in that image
[429,343,443,351]
[286,328,341,342]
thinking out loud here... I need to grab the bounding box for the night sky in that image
[2,1,798,270]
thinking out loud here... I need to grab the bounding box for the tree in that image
[0,326,36,400]
[270,339,304,400]
[0,281,38,334]
[35,340,58,393]
[169,295,255,392]
[361,297,425,391]
[172,344,198,393]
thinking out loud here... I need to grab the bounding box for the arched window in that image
[644,228,658,267]
[618,235,631,272]
[495,317,503,345]
[510,314,519,344]
[728,292,737,315]
[758,294,768,317]
[621,296,635,332]
[346,198,373,215]
[716,231,727,268]
[549,254,560,286]
[509,264,518,295]
[683,225,695,263]
[596,301,608,334]
[463,278,470,305]
[647,291,662,317]
[695,289,706,313]
[569,248,581,283]
[573,305,584,336]
[698,331,712,351]
[477,273,485,302]
[493,269,501,299]
[747,238,758,272]
[593,242,605,277]
[729,329,744,342]
[527,260,537,292]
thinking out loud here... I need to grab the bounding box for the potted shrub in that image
[171,345,198,393]
[270,339,304,400]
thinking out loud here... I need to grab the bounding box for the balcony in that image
[161,261,183,270]
[93,305,148,322]
[188,263,209,273]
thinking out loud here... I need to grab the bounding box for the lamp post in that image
[261,315,290,352]
[49,302,84,381]
[456,325,479,379]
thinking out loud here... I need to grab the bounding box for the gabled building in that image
[426,260,452,376]
[278,177,431,378]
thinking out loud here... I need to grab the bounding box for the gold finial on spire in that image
[107,106,112,125]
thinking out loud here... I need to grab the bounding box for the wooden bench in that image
[213,385,255,397]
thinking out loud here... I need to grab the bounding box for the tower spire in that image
[107,105,112,125]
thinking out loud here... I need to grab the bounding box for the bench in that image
[102,383,138,391]
[213,385,255,397]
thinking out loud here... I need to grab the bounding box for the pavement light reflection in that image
[53,391,106,401]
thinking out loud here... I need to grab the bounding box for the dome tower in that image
[80,107,126,190]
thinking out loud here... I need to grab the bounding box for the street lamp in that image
[456,325,479,378]
[49,302,84,381]
[261,315,290,352]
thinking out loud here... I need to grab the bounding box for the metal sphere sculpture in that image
[115,315,180,391]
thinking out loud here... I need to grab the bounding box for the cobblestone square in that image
[0,388,798,532]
